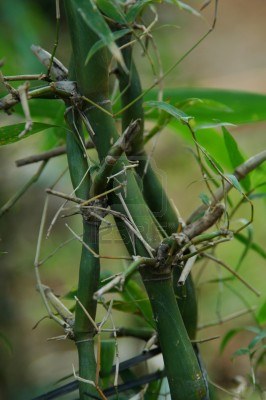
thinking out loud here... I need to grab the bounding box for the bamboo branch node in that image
[81,198,108,223]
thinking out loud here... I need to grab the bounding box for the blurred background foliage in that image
[0,0,266,399]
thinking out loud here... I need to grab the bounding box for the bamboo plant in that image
[1,1,266,399]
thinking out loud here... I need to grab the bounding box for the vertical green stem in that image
[74,221,100,399]
[141,267,207,400]
[64,99,99,399]
[117,35,198,339]
[64,3,208,399]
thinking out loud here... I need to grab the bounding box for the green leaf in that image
[248,193,266,200]
[143,88,266,125]
[0,122,60,146]
[111,299,142,314]
[15,99,64,123]
[235,223,253,272]
[144,100,192,124]
[199,192,211,206]
[96,0,126,24]
[121,280,154,327]
[144,378,163,400]
[245,326,262,334]
[225,174,243,194]
[222,126,251,192]
[195,121,235,131]
[220,329,242,353]
[126,0,155,23]
[201,145,224,174]
[0,332,13,355]
[235,233,266,259]
[257,300,266,325]
[85,29,130,66]
[164,0,201,17]
[78,0,127,71]
[179,98,233,113]
[169,122,233,171]
[100,339,116,377]
[63,288,77,300]
[248,330,266,350]
[232,347,250,358]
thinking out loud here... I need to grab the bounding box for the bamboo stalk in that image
[64,2,208,399]
[141,267,208,399]
[116,34,199,341]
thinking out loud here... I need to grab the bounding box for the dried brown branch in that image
[184,203,225,240]
[16,140,94,167]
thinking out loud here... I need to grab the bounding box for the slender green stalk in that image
[74,221,100,399]
[64,99,99,398]
[141,267,208,400]
[64,2,208,399]
[116,34,198,339]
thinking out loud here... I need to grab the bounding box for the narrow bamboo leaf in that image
[15,99,63,122]
[126,0,155,22]
[179,98,233,113]
[199,192,211,206]
[143,88,266,125]
[85,29,130,66]
[195,121,235,131]
[169,122,232,170]
[144,100,192,124]
[245,326,262,334]
[225,174,243,194]
[96,0,126,24]
[248,193,266,200]
[220,329,242,353]
[63,288,77,300]
[257,300,266,325]
[248,330,266,350]
[255,349,266,369]
[235,233,266,259]
[235,223,253,272]
[0,332,13,355]
[144,378,163,399]
[0,122,59,146]
[100,339,116,377]
[42,103,66,150]
[202,146,224,174]
[111,299,141,314]
[222,126,251,192]
[77,0,127,71]
[232,347,250,357]
[164,0,201,17]
[122,280,154,327]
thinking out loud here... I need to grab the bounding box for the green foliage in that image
[257,300,266,325]
[222,126,251,191]
[0,122,60,146]
[100,339,116,377]
[144,100,192,124]
[1,1,266,399]
[144,88,266,125]
[85,29,131,65]
[0,332,13,356]
[78,0,127,71]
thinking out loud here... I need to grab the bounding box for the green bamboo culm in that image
[116,35,198,339]
[64,1,162,255]
[141,266,207,400]
[64,1,208,398]
[74,220,100,399]
[64,107,99,399]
